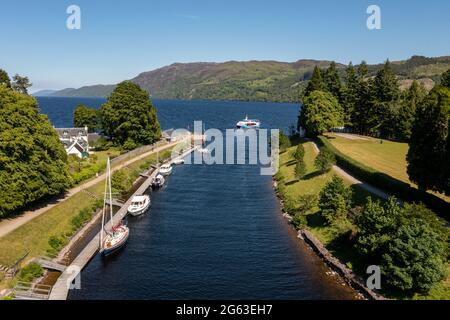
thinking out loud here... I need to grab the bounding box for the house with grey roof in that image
[55,126,90,158]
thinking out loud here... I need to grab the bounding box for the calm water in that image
[37,97,357,299]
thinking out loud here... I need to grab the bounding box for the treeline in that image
[298,63,450,197]
[0,69,71,217]
[73,81,162,150]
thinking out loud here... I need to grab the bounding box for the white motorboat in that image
[159,163,173,176]
[236,115,261,129]
[172,158,185,165]
[100,158,129,256]
[152,174,165,189]
[127,195,151,216]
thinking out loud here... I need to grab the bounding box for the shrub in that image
[291,143,305,161]
[279,132,291,153]
[18,263,43,282]
[319,175,352,224]
[355,198,448,293]
[71,208,93,231]
[47,235,68,256]
[314,147,336,173]
[294,160,307,180]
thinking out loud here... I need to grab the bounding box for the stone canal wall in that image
[298,229,384,300]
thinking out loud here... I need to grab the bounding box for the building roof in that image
[55,127,88,138]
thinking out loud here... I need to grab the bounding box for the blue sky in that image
[1,0,449,92]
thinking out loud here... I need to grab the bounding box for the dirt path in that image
[0,138,185,239]
[310,142,390,200]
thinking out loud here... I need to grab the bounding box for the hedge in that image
[316,136,449,219]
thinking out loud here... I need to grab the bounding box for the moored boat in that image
[151,174,165,189]
[172,158,185,165]
[159,163,173,176]
[100,158,129,256]
[127,195,151,216]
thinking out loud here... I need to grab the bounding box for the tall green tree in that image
[303,66,324,98]
[294,160,307,180]
[0,86,71,217]
[0,69,11,88]
[101,81,161,148]
[11,74,32,95]
[343,62,359,128]
[356,197,402,256]
[407,85,450,194]
[319,175,352,224]
[314,147,336,173]
[291,143,305,161]
[396,81,426,141]
[441,68,450,89]
[372,60,400,102]
[73,104,100,132]
[299,90,344,136]
[323,62,342,102]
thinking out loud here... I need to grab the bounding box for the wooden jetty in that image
[48,146,198,300]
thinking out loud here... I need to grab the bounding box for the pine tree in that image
[303,66,324,98]
[396,81,426,141]
[407,85,450,194]
[323,62,342,102]
[294,160,307,180]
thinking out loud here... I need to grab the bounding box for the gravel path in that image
[310,141,390,200]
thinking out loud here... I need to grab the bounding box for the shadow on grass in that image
[306,211,326,228]
[285,180,299,186]
[303,170,324,180]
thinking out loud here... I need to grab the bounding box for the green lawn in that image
[68,149,121,185]
[325,133,450,203]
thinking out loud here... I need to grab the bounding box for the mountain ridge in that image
[43,56,450,102]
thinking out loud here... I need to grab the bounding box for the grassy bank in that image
[317,134,450,218]
[277,142,373,270]
[0,146,174,276]
[277,140,449,300]
[325,133,450,203]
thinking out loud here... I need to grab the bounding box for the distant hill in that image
[32,89,57,97]
[45,55,450,102]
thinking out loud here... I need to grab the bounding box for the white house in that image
[55,126,90,158]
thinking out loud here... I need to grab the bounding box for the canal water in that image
[38,98,357,299]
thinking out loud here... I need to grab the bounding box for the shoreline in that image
[273,180,385,301]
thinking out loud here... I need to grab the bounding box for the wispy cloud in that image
[176,14,200,20]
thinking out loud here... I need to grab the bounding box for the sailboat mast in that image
[100,157,109,250]
[108,158,114,228]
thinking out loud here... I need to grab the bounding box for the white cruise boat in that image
[159,163,173,176]
[127,195,151,216]
[236,115,261,129]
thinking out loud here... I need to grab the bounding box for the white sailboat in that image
[100,158,129,256]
